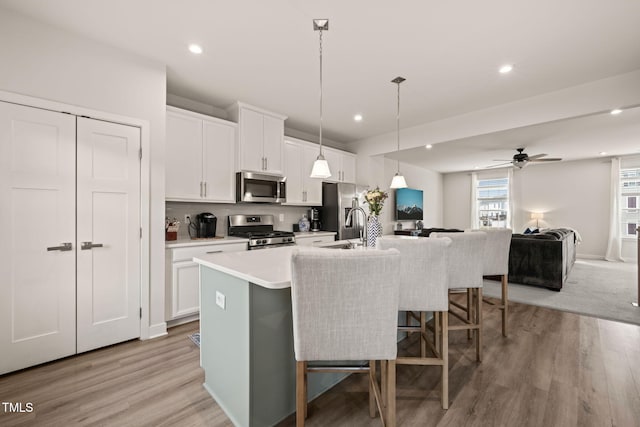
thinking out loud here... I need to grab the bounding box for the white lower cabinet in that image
[166,242,247,321]
[295,234,336,246]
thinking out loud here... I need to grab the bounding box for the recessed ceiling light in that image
[499,64,514,74]
[353,114,363,122]
[474,166,480,169]
[188,44,203,54]
[425,144,433,149]
[610,109,623,115]
[599,151,607,156]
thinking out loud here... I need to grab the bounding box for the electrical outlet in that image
[279,213,285,222]
[216,291,226,310]
[184,214,191,224]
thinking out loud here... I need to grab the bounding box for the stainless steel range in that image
[228,214,296,250]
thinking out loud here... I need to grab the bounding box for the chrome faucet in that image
[346,206,368,246]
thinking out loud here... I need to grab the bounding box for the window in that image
[476,177,509,228]
[620,167,640,237]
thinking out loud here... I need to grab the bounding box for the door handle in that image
[81,242,104,250]
[47,242,72,251]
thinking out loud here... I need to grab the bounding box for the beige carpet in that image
[482,259,640,326]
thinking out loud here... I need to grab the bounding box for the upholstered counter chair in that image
[466,228,512,337]
[290,248,401,427]
[430,231,486,362]
[378,235,452,409]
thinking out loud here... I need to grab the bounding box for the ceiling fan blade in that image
[484,162,513,169]
[530,157,562,162]
[527,153,547,160]
[492,159,513,162]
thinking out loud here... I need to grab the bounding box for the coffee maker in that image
[309,208,321,232]
[190,212,217,238]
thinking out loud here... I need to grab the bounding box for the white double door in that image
[0,101,141,374]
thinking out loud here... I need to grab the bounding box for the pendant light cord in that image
[396,80,401,174]
[319,29,324,157]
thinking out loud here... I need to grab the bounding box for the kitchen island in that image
[193,247,349,427]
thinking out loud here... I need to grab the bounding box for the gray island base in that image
[197,250,350,427]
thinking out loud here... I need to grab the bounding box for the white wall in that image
[0,8,168,336]
[443,158,611,258]
[359,156,443,234]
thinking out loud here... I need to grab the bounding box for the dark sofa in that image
[508,228,576,291]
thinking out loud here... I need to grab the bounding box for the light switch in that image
[279,213,285,222]
[216,291,226,310]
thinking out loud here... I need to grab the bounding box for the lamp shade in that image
[310,156,332,179]
[390,173,407,189]
[530,212,544,220]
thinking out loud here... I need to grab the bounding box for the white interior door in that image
[76,117,141,353]
[0,101,76,374]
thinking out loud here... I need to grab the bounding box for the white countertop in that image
[193,241,379,289]
[165,236,248,249]
[194,246,297,289]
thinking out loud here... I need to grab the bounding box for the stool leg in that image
[477,288,483,362]
[467,289,472,340]
[435,310,441,354]
[381,359,388,410]
[420,311,427,358]
[442,311,449,409]
[296,361,307,426]
[502,274,508,337]
[387,360,396,427]
[369,360,376,418]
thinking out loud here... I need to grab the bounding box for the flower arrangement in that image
[363,187,389,216]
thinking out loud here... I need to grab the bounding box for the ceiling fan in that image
[491,148,562,169]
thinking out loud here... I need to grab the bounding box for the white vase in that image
[367,215,382,247]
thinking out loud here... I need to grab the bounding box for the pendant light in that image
[390,76,408,189]
[310,19,332,179]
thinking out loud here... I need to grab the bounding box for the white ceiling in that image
[387,106,640,173]
[3,0,640,172]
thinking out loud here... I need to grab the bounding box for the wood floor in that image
[1,298,639,427]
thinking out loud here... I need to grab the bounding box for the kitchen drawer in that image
[295,234,336,247]
[171,242,247,262]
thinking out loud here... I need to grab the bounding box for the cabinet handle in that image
[313,240,322,243]
[265,157,268,170]
[81,242,103,250]
[47,242,72,251]
[204,182,207,197]
[206,250,223,254]
[200,182,203,198]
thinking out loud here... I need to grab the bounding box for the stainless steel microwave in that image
[236,172,286,203]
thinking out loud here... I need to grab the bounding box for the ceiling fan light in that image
[310,156,332,179]
[390,173,408,189]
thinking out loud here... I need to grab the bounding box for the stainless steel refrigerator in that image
[321,182,367,241]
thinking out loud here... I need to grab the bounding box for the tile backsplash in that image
[165,201,313,240]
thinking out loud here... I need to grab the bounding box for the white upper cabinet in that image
[283,137,322,206]
[227,102,287,175]
[166,107,236,203]
[323,147,357,184]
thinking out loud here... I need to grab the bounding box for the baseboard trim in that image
[146,322,168,339]
[576,254,605,260]
[167,314,200,328]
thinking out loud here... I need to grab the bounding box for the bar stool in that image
[430,231,486,361]
[378,235,452,409]
[466,228,512,336]
[290,248,401,427]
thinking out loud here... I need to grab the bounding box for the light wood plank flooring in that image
[1,297,639,426]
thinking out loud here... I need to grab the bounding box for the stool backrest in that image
[378,236,451,312]
[466,228,512,276]
[290,248,401,361]
[430,232,486,289]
